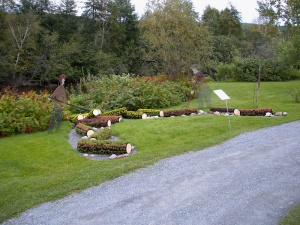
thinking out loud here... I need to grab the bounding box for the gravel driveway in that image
[3,121,300,225]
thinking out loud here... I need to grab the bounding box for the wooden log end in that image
[126,143,132,154]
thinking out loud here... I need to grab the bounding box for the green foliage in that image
[139,0,213,76]
[215,62,240,81]
[137,109,160,116]
[123,111,143,119]
[216,58,297,82]
[69,74,191,112]
[102,107,127,116]
[90,127,112,140]
[0,87,53,137]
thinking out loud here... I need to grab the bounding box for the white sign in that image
[213,89,230,100]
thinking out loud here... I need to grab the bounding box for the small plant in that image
[90,127,112,140]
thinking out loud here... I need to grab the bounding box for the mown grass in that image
[0,81,300,223]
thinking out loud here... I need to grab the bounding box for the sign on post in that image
[213,89,231,130]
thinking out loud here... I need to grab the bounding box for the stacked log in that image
[77,139,132,155]
[239,108,273,116]
[160,108,198,117]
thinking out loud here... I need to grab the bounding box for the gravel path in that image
[3,121,300,225]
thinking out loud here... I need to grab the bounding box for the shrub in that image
[69,74,191,112]
[137,109,160,116]
[0,87,54,137]
[90,127,112,140]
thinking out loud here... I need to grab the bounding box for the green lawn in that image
[1,81,300,223]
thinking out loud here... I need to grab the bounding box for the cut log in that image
[160,111,164,117]
[93,109,101,116]
[77,114,84,120]
[126,143,132,154]
[87,130,94,138]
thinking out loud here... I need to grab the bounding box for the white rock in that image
[81,136,88,139]
[109,154,117,159]
[265,112,272,117]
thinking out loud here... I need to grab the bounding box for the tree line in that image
[0,0,299,86]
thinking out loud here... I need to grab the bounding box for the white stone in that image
[109,154,117,159]
[265,112,272,117]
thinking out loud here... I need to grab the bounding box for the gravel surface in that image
[3,121,300,225]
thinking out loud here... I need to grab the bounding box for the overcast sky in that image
[130,0,260,23]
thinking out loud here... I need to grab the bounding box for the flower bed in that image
[78,116,121,127]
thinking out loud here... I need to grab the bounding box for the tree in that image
[6,12,40,81]
[257,0,300,27]
[258,0,300,67]
[201,5,220,36]
[58,0,76,15]
[139,0,213,76]
[218,4,242,37]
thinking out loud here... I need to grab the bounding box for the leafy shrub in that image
[137,109,160,116]
[101,107,127,116]
[0,87,54,137]
[69,74,191,113]
[123,111,143,119]
[216,58,297,82]
[90,127,112,140]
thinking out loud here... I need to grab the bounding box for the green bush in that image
[69,74,191,113]
[0,88,53,137]
[90,127,112,140]
[216,58,297,82]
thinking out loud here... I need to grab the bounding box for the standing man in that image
[48,74,68,132]
[191,64,211,109]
